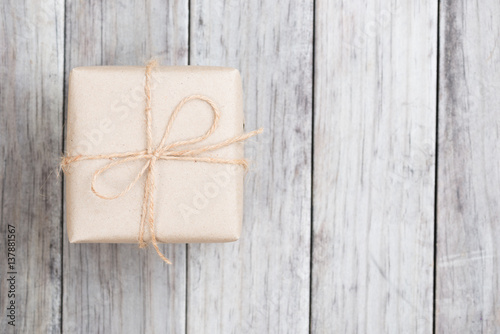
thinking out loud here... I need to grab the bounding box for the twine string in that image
[61,61,263,264]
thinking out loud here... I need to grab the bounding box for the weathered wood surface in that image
[3,0,500,333]
[436,0,500,332]
[62,1,188,333]
[312,1,437,333]
[0,0,64,333]
[187,1,313,333]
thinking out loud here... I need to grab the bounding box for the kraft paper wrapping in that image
[65,66,245,243]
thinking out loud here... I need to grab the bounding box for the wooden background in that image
[1,0,499,333]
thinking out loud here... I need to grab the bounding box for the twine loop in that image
[61,61,262,264]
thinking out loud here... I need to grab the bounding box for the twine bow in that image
[61,61,263,264]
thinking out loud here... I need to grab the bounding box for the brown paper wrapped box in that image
[64,65,255,246]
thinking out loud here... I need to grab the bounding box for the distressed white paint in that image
[312,1,437,333]
[0,0,64,332]
[436,0,500,332]
[4,1,500,332]
[187,1,313,333]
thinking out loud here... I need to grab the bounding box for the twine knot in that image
[151,150,161,162]
[61,61,262,264]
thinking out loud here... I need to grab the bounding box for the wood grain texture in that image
[0,0,64,332]
[187,1,313,333]
[62,1,188,333]
[436,0,500,332]
[6,1,500,332]
[312,1,437,333]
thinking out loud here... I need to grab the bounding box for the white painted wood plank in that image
[312,1,437,333]
[187,1,313,333]
[0,0,64,332]
[436,1,500,332]
[62,1,188,333]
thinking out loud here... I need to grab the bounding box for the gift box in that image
[62,62,261,262]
